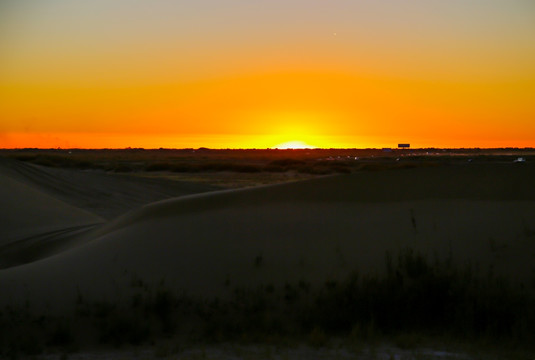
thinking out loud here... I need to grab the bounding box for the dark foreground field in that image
[1,148,534,359]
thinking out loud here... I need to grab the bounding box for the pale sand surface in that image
[1,161,534,313]
[0,172,103,246]
[2,199,534,310]
[0,157,219,268]
[0,157,219,219]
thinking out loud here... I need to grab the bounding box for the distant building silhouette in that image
[398,143,410,148]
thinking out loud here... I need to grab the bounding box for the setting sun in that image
[273,141,316,150]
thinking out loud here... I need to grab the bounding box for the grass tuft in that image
[1,248,534,356]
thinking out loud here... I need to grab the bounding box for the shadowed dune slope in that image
[0,157,220,219]
[0,172,104,268]
[0,156,219,268]
[0,173,103,246]
[1,163,535,313]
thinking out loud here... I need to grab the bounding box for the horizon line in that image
[1,147,534,151]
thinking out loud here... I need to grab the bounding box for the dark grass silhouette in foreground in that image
[1,249,533,358]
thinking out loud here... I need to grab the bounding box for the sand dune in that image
[0,171,103,268]
[0,157,220,269]
[0,157,219,219]
[0,172,103,246]
[1,162,534,314]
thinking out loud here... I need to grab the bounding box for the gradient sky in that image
[1,0,534,148]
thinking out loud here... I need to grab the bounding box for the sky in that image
[1,0,534,149]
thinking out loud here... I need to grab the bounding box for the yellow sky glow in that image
[1,1,534,149]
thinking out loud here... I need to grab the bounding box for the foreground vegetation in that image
[1,249,533,358]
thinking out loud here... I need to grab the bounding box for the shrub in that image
[1,248,533,352]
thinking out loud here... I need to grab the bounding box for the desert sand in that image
[0,157,218,270]
[1,157,534,316]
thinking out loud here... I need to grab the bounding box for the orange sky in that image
[1,1,534,149]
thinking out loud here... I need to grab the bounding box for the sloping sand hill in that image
[0,171,104,268]
[0,157,219,268]
[1,162,534,314]
[0,157,220,219]
[0,172,102,246]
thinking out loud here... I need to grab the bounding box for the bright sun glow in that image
[272,140,316,149]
